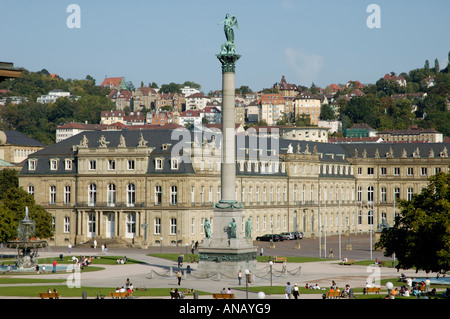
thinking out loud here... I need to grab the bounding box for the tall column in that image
[221,71,236,202]
[197,14,257,278]
[214,53,241,209]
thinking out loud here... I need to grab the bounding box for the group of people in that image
[220,287,233,294]
[285,282,300,299]
[237,269,252,285]
[116,256,128,264]
[71,255,93,268]
[169,288,193,299]
[114,278,134,296]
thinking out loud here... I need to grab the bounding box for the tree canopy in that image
[375,170,450,275]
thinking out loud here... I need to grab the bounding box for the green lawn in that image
[0,284,210,298]
[37,255,145,265]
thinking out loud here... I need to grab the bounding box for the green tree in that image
[0,188,53,241]
[375,171,450,274]
[0,169,19,200]
[319,103,335,120]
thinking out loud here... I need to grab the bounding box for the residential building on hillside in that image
[383,73,407,87]
[147,110,180,125]
[37,89,72,103]
[107,90,133,110]
[202,106,222,124]
[101,110,125,125]
[18,128,450,247]
[181,86,200,96]
[273,75,299,97]
[133,87,158,111]
[179,110,204,126]
[377,126,444,143]
[185,93,210,111]
[100,77,128,90]
[258,93,285,125]
[294,92,322,125]
[345,123,378,138]
[155,93,185,112]
[124,112,145,125]
[56,122,107,142]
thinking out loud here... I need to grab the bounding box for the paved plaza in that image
[0,234,437,299]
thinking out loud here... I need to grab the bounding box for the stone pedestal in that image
[198,206,257,277]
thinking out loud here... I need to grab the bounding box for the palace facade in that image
[18,128,450,247]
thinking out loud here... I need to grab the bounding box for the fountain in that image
[6,207,48,269]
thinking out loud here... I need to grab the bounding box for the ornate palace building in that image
[18,128,450,247]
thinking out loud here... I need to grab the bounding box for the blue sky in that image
[1,0,449,93]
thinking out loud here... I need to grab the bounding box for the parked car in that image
[293,231,304,239]
[280,232,295,240]
[256,234,283,242]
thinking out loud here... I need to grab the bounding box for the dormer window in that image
[155,158,163,170]
[28,159,37,171]
[50,159,59,171]
[171,158,179,170]
[65,159,73,170]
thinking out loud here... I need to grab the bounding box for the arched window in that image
[126,213,136,238]
[127,184,135,207]
[107,184,116,206]
[88,184,97,206]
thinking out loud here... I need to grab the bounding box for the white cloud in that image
[284,48,324,85]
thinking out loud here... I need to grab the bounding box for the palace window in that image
[170,186,178,205]
[49,186,56,204]
[107,184,116,206]
[127,184,136,207]
[89,160,96,170]
[64,217,70,233]
[88,184,97,206]
[170,218,177,235]
[64,186,71,204]
[154,217,161,234]
[155,186,162,205]
[108,160,116,170]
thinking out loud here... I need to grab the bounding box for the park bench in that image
[341,259,355,265]
[38,292,60,299]
[274,257,287,263]
[324,291,342,299]
[109,292,130,299]
[213,293,236,299]
[364,287,381,294]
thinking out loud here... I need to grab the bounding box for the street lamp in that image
[269,261,273,286]
[386,282,393,299]
[244,269,250,299]
[141,223,148,247]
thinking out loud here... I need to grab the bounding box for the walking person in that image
[293,284,300,299]
[68,243,72,254]
[285,282,293,299]
[177,270,183,286]
[238,270,242,285]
